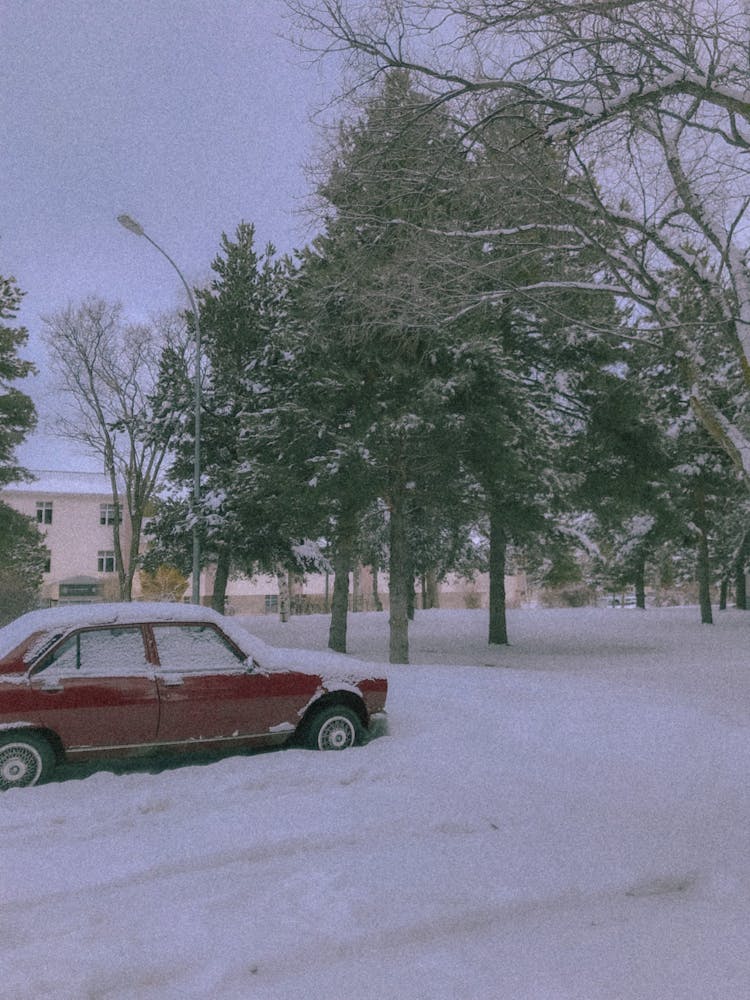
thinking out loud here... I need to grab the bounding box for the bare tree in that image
[42,297,179,600]
[291,1,750,482]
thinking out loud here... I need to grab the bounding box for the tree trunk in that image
[108,478,129,600]
[328,531,353,653]
[124,515,141,602]
[352,563,362,612]
[276,565,291,623]
[719,576,729,611]
[694,484,713,625]
[634,551,646,609]
[488,505,509,645]
[211,547,230,614]
[425,569,439,609]
[406,548,415,621]
[371,560,383,612]
[697,531,713,624]
[735,563,747,610]
[388,492,410,664]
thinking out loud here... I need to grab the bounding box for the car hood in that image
[244,635,384,686]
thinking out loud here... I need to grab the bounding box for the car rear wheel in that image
[305,706,362,751]
[0,734,55,790]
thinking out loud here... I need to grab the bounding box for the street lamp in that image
[117,214,202,605]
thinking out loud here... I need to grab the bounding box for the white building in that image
[1,471,306,610]
[1,470,132,604]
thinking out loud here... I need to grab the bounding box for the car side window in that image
[152,624,245,672]
[36,626,149,677]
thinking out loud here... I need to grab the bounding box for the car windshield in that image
[29,632,66,667]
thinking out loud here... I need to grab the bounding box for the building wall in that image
[2,471,131,604]
[217,567,530,615]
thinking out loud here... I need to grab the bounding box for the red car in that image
[0,603,388,790]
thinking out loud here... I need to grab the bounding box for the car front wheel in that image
[0,734,55,790]
[305,706,362,751]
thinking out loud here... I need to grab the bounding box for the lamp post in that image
[117,214,202,605]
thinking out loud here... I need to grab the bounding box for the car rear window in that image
[152,624,245,672]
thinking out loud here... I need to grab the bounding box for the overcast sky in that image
[1,0,339,471]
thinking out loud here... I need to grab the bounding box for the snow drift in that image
[1,606,749,999]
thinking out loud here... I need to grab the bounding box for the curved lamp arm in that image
[117,214,202,605]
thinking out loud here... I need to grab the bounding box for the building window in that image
[36,501,53,525]
[99,503,121,525]
[264,594,278,613]
[97,550,116,573]
[43,552,51,574]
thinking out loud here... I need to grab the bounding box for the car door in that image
[28,625,159,750]
[152,623,317,745]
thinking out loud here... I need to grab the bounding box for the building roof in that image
[2,470,115,496]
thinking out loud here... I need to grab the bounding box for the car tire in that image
[304,706,362,751]
[0,733,55,790]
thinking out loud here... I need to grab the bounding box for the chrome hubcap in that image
[0,744,42,789]
[318,717,355,750]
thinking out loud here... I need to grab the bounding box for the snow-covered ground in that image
[2,606,750,1000]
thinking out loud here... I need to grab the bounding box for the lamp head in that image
[117,214,145,237]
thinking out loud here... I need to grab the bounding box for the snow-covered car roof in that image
[0,602,262,665]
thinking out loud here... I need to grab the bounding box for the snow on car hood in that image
[246,638,383,685]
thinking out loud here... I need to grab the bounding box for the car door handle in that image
[160,675,183,686]
[40,683,63,693]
